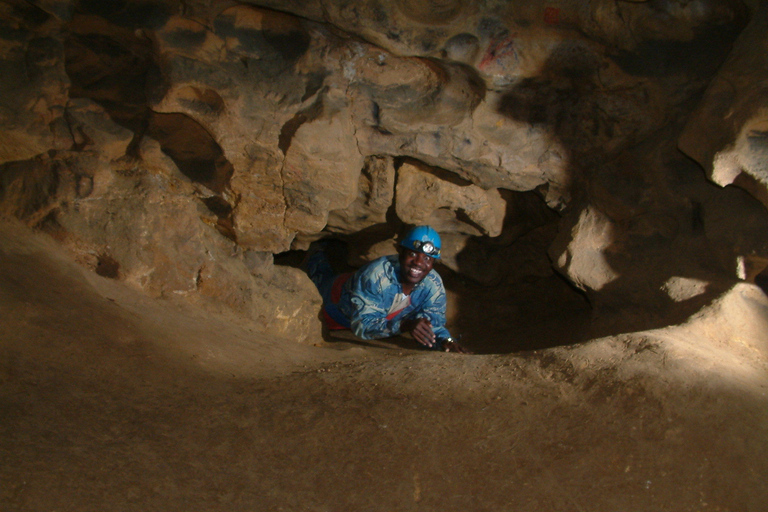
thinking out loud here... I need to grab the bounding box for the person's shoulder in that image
[357,254,397,277]
[369,253,397,267]
[368,254,398,268]
[423,267,444,287]
[383,253,399,265]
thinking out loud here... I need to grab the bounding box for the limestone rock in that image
[0,97,323,343]
[66,98,133,161]
[395,160,506,237]
[662,276,709,303]
[0,1,70,164]
[679,0,768,209]
[149,5,317,252]
[144,5,443,250]
[282,91,365,234]
[148,2,578,243]
[354,55,484,131]
[326,155,396,235]
[550,206,619,293]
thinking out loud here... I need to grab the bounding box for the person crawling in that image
[305,225,469,353]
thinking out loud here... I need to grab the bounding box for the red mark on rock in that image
[479,35,517,70]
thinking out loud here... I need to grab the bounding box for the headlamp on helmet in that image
[400,226,442,259]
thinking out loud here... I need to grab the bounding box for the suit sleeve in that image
[348,267,398,340]
[410,274,451,341]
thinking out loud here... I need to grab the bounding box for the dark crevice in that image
[95,253,120,279]
[202,196,237,242]
[453,208,488,235]
[0,157,58,220]
[394,157,474,187]
[64,28,157,135]
[74,0,172,30]
[278,91,326,154]
[213,6,312,76]
[145,111,233,193]
[610,17,749,78]
[302,72,328,102]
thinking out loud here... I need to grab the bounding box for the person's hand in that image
[401,318,436,348]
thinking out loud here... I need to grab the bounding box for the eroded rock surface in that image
[1,0,766,345]
[680,0,768,208]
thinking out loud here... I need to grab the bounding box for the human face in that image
[399,248,434,287]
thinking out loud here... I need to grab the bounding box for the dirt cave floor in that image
[2,220,768,512]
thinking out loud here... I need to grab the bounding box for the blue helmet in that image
[399,225,442,259]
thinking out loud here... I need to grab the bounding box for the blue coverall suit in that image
[307,252,451,348]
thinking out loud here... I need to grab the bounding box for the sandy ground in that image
[2,220,768,511]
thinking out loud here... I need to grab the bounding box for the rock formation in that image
[1,0,767,348]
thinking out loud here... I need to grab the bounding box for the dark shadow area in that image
[63,13,236,240]
[443,189,592,354]
[458,12,751,353]
[0,157,58,222]
[278,90,326,154]
[144,111,234,194]
[64,21,156,138]
[756,270,768,295]
[609,15,748,79]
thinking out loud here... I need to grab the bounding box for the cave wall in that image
[1,0,767,345]
[680,0,768,208]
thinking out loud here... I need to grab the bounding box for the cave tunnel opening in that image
[48,0,761,357]
[276,186,593,355]
[445,190,593,354]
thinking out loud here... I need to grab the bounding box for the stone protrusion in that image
[679,1,768,209]
[395,160,506,237]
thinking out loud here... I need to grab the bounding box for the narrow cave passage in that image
[43,0,765,358]
[276,187,593,355]
[58,6,595,355]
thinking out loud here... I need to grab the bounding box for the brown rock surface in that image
[2,3,768,508]
[679,0,768,208]
[2,218,768,511]
[0,0,763,346]
[0,1,70,163]
[395,160,506,237]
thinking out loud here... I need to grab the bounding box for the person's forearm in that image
[351,316,394,340]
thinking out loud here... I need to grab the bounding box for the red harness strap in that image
[323,273,353,330]
[385,296,410,320]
